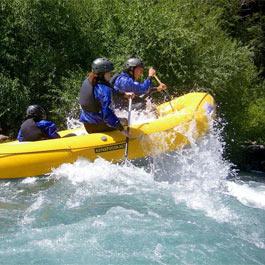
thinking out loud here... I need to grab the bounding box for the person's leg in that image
[0,134,9,142]
[84,123,115,133]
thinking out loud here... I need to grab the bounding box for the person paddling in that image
[17,105,60,142]
[112,57,167,108]
[79,58,128,135]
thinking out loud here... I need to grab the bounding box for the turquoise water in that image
[0,127,265,264]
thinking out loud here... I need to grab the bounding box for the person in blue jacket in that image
[17,105,60,142]
[79,58,128,134]
[112,57,167,108]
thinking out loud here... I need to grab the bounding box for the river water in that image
[0,113,265,264]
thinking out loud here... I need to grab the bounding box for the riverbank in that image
[241,144,265,173]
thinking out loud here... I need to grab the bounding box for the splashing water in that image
[0,107,265,265]
[66,97,157,130]
[114,97,157,124]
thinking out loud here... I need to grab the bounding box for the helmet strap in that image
[127,68,135,79]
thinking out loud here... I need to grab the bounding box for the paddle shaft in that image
[153,74,162,86]
[124,97,133,159]
[153,75,174,111]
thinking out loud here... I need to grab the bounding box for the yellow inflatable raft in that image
[0,92,215,179]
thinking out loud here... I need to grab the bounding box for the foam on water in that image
[1,104,265,264]
[146,117,237,223]
[114,98,157,124]
[66,97,157,130]
[21,177,37,184]
[227,181,265,210]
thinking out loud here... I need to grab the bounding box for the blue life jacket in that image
[17,118,59,142]
[79,82,121,128]
[113,71,152,95]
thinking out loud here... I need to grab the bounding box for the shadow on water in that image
[238,171,265,182]
[227,170,265,183]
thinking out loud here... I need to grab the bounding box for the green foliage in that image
[209,0,265,76]
[50,69,85,128]
[0,73,29,136]
[245,81,265,143]
[0,0,94,125]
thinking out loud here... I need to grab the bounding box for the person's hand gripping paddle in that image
[153,74,174,111]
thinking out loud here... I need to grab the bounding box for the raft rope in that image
[0,140,128,157]
[195,92,210,112]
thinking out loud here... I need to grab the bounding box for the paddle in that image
[124,95,133,160]
[153,75,174,111]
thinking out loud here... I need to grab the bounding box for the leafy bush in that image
[0,73,29,136]
[50,69,85,128]
[245,83,265,143]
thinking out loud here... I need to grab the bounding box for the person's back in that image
[79,58,128,134]
[19,118,46,141]
[79,77,101,113]
[17,105,60,142]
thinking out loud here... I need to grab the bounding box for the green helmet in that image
[92,58,114,74]
[124,57,144,71]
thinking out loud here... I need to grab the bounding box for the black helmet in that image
[92,58,114,74]
[124,57,144,71]
[26,105,46,120]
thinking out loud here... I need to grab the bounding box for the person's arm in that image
[146,83,167,95]
[116,76,152,95]
[36,120,60,139]
[95,84,123,129]
[17,129,23,142]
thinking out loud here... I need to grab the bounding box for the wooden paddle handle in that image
[153,74,162,85]
[153,74,174,111]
